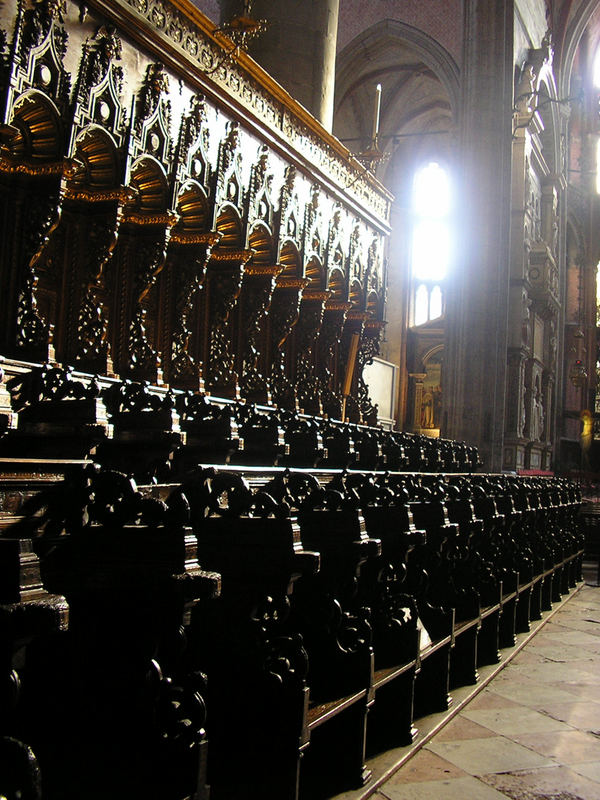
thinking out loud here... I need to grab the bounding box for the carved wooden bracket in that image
[339,310,370,423]
[161,230,221,391]
[236,263,282,404]
[111,211,178,383]
[357,319,385,426]
[268,277,309,411]
[294,289,330,415]
[201,247,253,399]
[317,300,352,420]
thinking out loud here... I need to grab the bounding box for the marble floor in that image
[372,577,600,800]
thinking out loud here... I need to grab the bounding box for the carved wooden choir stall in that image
[0,0,585,798]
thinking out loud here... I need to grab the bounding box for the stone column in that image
[220,0,340,131]
[443,0,514,471]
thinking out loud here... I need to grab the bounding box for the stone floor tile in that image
[382,749,466,784]
[535,629,600,650]
[511,729,600,763]
[467,689,522,710]
[526,642,598,663]
[547,618,600,636]
[480,764,600,800]
[435,716,498,741]
[509,650,545,665]
[460,706,572,736]
[487,680,584,708]
[571,760,600,783]
[546,681,600,701]
[379,775,513,800]
[504,661,600,685]
[539,701,600,733]
[425,736,555,775]
[368,586,600,800]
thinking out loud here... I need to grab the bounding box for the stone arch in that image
[560,0,600,99]
[535,68,561,178]
[334,19,458,186]
[335,19,459,115]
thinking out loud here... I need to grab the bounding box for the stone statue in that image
[516,63,536,114]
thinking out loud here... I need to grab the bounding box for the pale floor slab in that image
[525,641,599,662]
[504,661,600,685]
[460,706,573,736]
[425,736,555,775]
[532,629,600,651]
[379,748,466,784]
[480,764,600,800]
[378,775,515,800]
[571,760,600,783]
[511,728,600,763]
[435,716,498,742]
[537,700,600,731]
[486,679,585,707]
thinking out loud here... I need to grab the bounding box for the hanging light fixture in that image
[207,1,268,74]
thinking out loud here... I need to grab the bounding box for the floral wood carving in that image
[71,26,126,148]
[133,62,172,168]
[215,120,243,211]
[175,93,211,188]
[277,164,302,247]
[203,250,252,397]
[13,0,71,110]
[357,320,384,426]
[247,144,273,228]
[268,283,306,410]
[294,293,329,415]
[238,266,280,403]
[166,232,220,390]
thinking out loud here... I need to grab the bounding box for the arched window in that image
[411,161,451,325]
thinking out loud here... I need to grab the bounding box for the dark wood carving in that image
[105,63,176,382]
[237,263,281,403]
[268,279,308,410]
[234,147,279,403]
[339,310,368,423]
[317,300,351,420]
[197,121,250,398]
[357,318,384,426]
[276,164,302,250]
[293,289,329,415]
[202,246,252,398]
[0,0,73,361]
[160,94,216,389]
[183,469,318,800]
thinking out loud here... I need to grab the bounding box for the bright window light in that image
[414,284,429,326]
[411,161,450,326]
[430,285,443,319]
[412,220,449,281]
[596,139,600,194]
[413,161,450,217]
